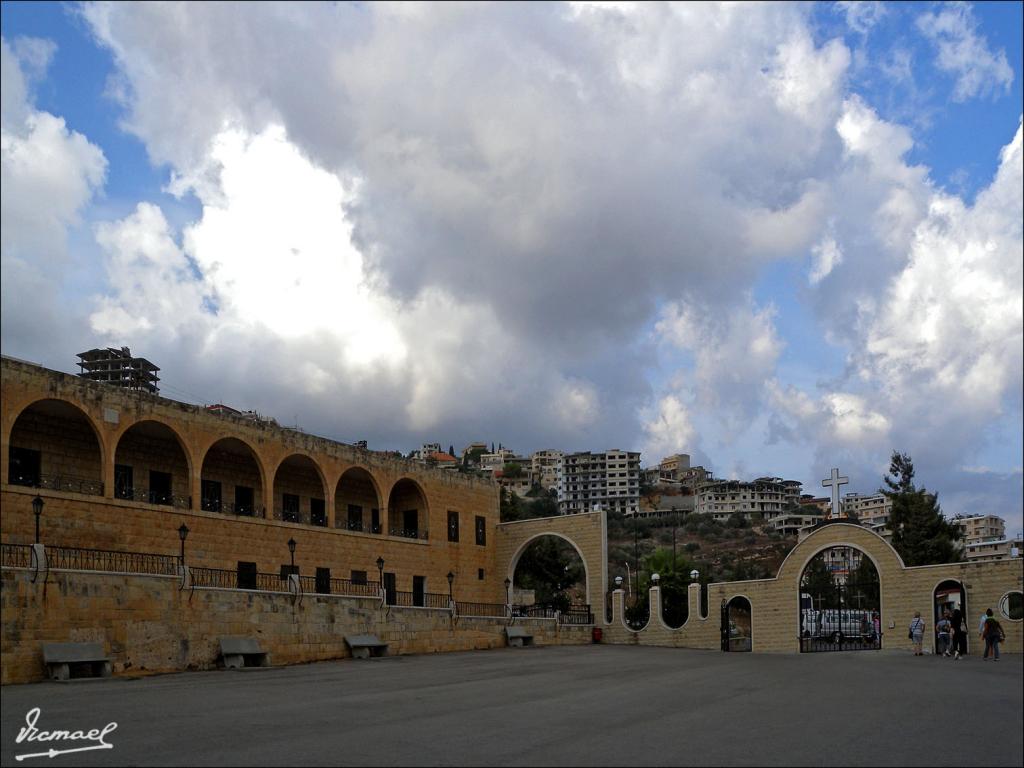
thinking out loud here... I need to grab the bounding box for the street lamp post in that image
[287,538,296,572]
[32,496,44,544]
[633,512,640,606]
[504,577,511,605]
[376,556,385,586]
[671,506,678,574]
[447,571,454,603]
[623,561,632,597]
[178,523,189,564]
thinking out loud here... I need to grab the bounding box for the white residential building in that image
[479,448,517,474]
[955,514,1019,562]
[841,492,893,536]
[695,477,803,521]
[557,450,641,516]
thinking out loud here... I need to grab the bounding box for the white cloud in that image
[916,3,1014,102]
[639,394,697,464]
[809,233,844,285]
[836,1,888,35]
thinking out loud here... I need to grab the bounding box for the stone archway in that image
[496,511,606,617]
[113,419,193,507]
[8,399,105,496]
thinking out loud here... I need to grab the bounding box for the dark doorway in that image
[721,596,752,652]
[413,576,426,607]
[114,464,134,500]
[934,579,968,655]
[402,509,418,538]
[149,470,172,505]
[315,567,331,595]
[383,572,397,605]
[237,561,257,590]
[9,446,41,486]
[201,479,222,512]
[235,485,254,516]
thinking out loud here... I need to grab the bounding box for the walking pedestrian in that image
[982,608,1005,661]
[936,611,952,657]
[950,607,966,659]
[909,611,925,656]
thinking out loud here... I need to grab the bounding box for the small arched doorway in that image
[335,467,382,534]
[114,420,191,507]
[273,454,327,526]
[8,399,104,495]
[799,545,881,652]
[721,596,752,652]
[200,438,265,516]
[387,478,428,540]
[934,579,968,656]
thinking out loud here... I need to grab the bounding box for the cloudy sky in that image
[1,2,1021,530]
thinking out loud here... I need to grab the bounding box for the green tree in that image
[502,462,523,478]
[882,451,962,566]
[515,537,585,610]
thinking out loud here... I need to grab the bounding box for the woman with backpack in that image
[982,608,1005,661]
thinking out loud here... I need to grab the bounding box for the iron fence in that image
[559,605,594,625]
[10,473,104,497]
[388,527,430,541]
[387,590,450,609]
[46,545,179,576]
[1,543,33,568]
[457,601,508,618]
[297,574,380,598]
[115,487,191,509]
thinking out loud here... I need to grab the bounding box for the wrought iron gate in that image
[799,546,882,653]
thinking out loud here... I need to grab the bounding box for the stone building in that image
[696,476,803,520]
[1,356,502,604]
[557,449,640,516]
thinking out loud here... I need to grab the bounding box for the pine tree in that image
[882,451,962,566]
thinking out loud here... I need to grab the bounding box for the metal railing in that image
[1,543,33,568]
[456,601,508,618]
[387,590,450,609]
[115,487,190,509]
[559,605,594,625]
[10,473,104,497]
[388,527,429,541]
[297,574,380,598]
[46,545,179,576]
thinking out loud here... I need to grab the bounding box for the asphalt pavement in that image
[1,645,1021,767]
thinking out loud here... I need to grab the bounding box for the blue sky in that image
[2,2,1022,531]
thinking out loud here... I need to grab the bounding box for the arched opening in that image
[387,478,428,540]
[273,454,327,526]
[200,438,265,517]
[114,420,191,507]
[934,579,969,656]
[8,399,103,495]
[510,534,588,619]
[799,545,881,652]
[335,467,381,534]
[722,596,752,652]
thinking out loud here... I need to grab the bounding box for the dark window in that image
[9,447,41,487]
[348,504,363,532]
[280,564,299,580]
[114,463,133,500]
[315,567,331,594]
[447,511,460,542]
[235,485,254,516]
[478,568,484,580]
[201,479,222,512]
[413,576,425,607]
[383,573,397,605]
[402,509,418,538]
[310,498,326,527]
[282,493,299,523]
[475,515,486,546]
[237,561,257,590]
[371,508,380,534]
[149,470,172,506]
[351,570,368,585]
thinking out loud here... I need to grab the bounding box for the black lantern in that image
[504,577,511,605]
[178,523,189,563]
[447,571,454,602]
[287,538,296,570]
[376,556,385,585]
[32,495,44,544]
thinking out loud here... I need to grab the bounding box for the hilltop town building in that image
[557,450,641,516]
[530,449,564,490]
[77,347,160,394]
[695,477,803,521]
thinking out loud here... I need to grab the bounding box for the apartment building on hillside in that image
[557,450,640,516]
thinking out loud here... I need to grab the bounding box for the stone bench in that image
[345,634,389,659]
[505,626,535,648]
[219,637,270,669]
[42,642,112,681]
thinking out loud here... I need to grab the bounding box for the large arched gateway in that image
[799,544,881,652]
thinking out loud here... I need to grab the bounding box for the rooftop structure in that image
[77,347,159,394]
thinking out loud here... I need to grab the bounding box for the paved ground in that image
[1,646,1021,767]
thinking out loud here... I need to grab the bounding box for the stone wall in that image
[599,523,1024,654]
[1,568,591,685]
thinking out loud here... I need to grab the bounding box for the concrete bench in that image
[42,642,112,681]
[505,626,535,648]
[345,634,389,659]
[219,637,270,669]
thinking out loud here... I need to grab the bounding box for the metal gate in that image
[799,546,881,653]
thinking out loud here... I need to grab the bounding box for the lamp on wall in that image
[447,571,455,603]
[651,573,660,586]
[287,538,296,571]
[504,577,511,605]
[32,496,44,544]
[376,556,385,585]
[690,569,700,583]
[614,575,623,589]
[178,523,190,564]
